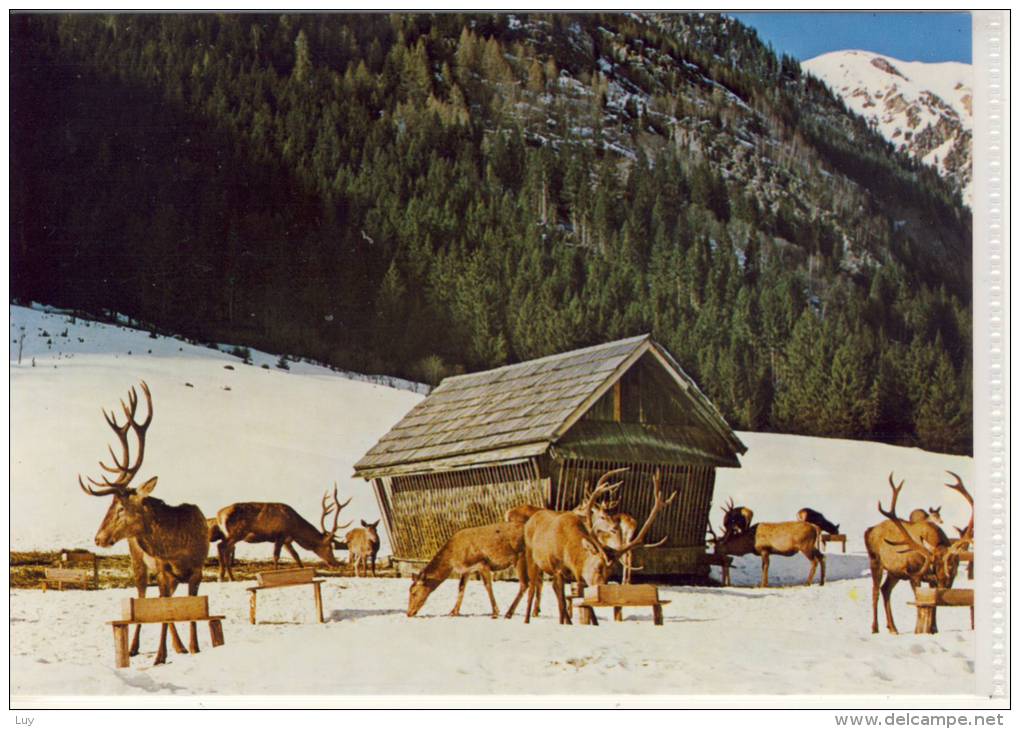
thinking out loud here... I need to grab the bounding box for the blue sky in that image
[730,12,972,64]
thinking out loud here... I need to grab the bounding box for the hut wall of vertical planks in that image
[354,335,747,578]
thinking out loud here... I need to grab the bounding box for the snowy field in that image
[9,305,977,698]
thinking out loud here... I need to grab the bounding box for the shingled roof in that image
[353,335,746,479]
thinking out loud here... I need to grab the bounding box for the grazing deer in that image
[407,521,531,619]
[215,487,351,581]
[79,381,209,665]
[523,469,675,625]
[714,505,826,587]
[797,507,840,535]
[909,506,943,525]
[344,519,381,577]
[864,472,973,634]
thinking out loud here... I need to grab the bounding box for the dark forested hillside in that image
[9,13,972,453]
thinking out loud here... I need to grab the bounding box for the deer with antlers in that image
[721,498,754,536]
[865,472,973,634]
[214,486,351,581]
[79,381,210,665]
[710,504,826,588]
[523,468,675,625]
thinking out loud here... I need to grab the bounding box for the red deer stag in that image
[407,521,531,619]
[79,381,209,665]
[797,508,840,535]
[596,494,640,583]
[713,505,825,587]
[214,487,351,581]
[524,469,675,625]
[865,472,973,634]
[344,519,381,577]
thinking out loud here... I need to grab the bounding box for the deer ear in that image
[361,519,369,527]
[371,520,380,528]
[137,477,158,496]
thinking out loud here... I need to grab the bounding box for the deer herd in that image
[75,382,976,665]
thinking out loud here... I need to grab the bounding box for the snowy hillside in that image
[803,50,972,205]
[10,304,423,556]
[11,304,974,563]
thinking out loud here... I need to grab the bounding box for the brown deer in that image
[797,507,840,535]
[713,505,826,587]
[344,519,380,577]
[865,472,973,634]
[722,498,754,535]
[596,494,640,583]
[523,469,675,625]
[407,521,531,619]
[78,381,209,665]
[909,506,943,525]
[214,487,351,581]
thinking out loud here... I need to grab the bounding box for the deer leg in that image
[552,575,571,625]
[449,574,469,616]
[187,576,201,654]
[523,556,539,624]
[284,540,303,567]
[818,551,826,586]
[533,573,543,616]
[760,550,770,587]
[371,553,377,577]
[480,567,500,619]
[156,573,186,662]
[505,554,529,619]
[130,570,146,656]
[869,559,883,633]
[881,575,900,635]
[805,549,818,586]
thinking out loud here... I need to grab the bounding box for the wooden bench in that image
[570,584,671,626]
[109,596,225,668]
[42,567,94,591]
[953,541,975,580]
[246,567,325,624]
[821,534,846,553]
[909,587,974,633]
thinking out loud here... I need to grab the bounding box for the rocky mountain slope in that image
[803,50,972,205]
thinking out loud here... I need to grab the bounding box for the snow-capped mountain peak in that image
[802,49,972,206]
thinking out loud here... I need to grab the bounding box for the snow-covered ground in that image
[11,575,975,697]
[9,304,977,697]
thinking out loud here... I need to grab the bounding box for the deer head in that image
[580,469,676,584]
[879,472,973,588]
[78,382,156,548]
[318,483,352,564]
[721,498,753,536]
[408,571,431,617]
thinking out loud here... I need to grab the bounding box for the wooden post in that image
[652,604,664,626]
[915,605,936,634]
[313,582,324,623]
[209,619,224,647]
[249,590,257,625]
[113,624,130,668]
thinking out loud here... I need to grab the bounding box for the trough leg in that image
[915,605,936,634]
[652,604,664,626]
[313,582,324,623]
[249,590,258,625]
[113,624,130,668]
[613,606,623,622]
[209,619,225,647]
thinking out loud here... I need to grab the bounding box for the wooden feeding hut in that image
[353,335,747,579]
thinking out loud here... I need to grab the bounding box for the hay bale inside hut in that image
[353,335,747,579]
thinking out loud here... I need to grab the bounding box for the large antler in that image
[878,473,935,575]
[321,483,354,539]
[79,381,153,497]
[942,473,975,554]
[580,468,627,565]
[615,470,677,557]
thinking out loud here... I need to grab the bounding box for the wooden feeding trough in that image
[109,596,225,668]
[246,566,325,624]
[42,549,99,590]
[910,587,974,633]
[821,534,846,553]
[568,583,671,626]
